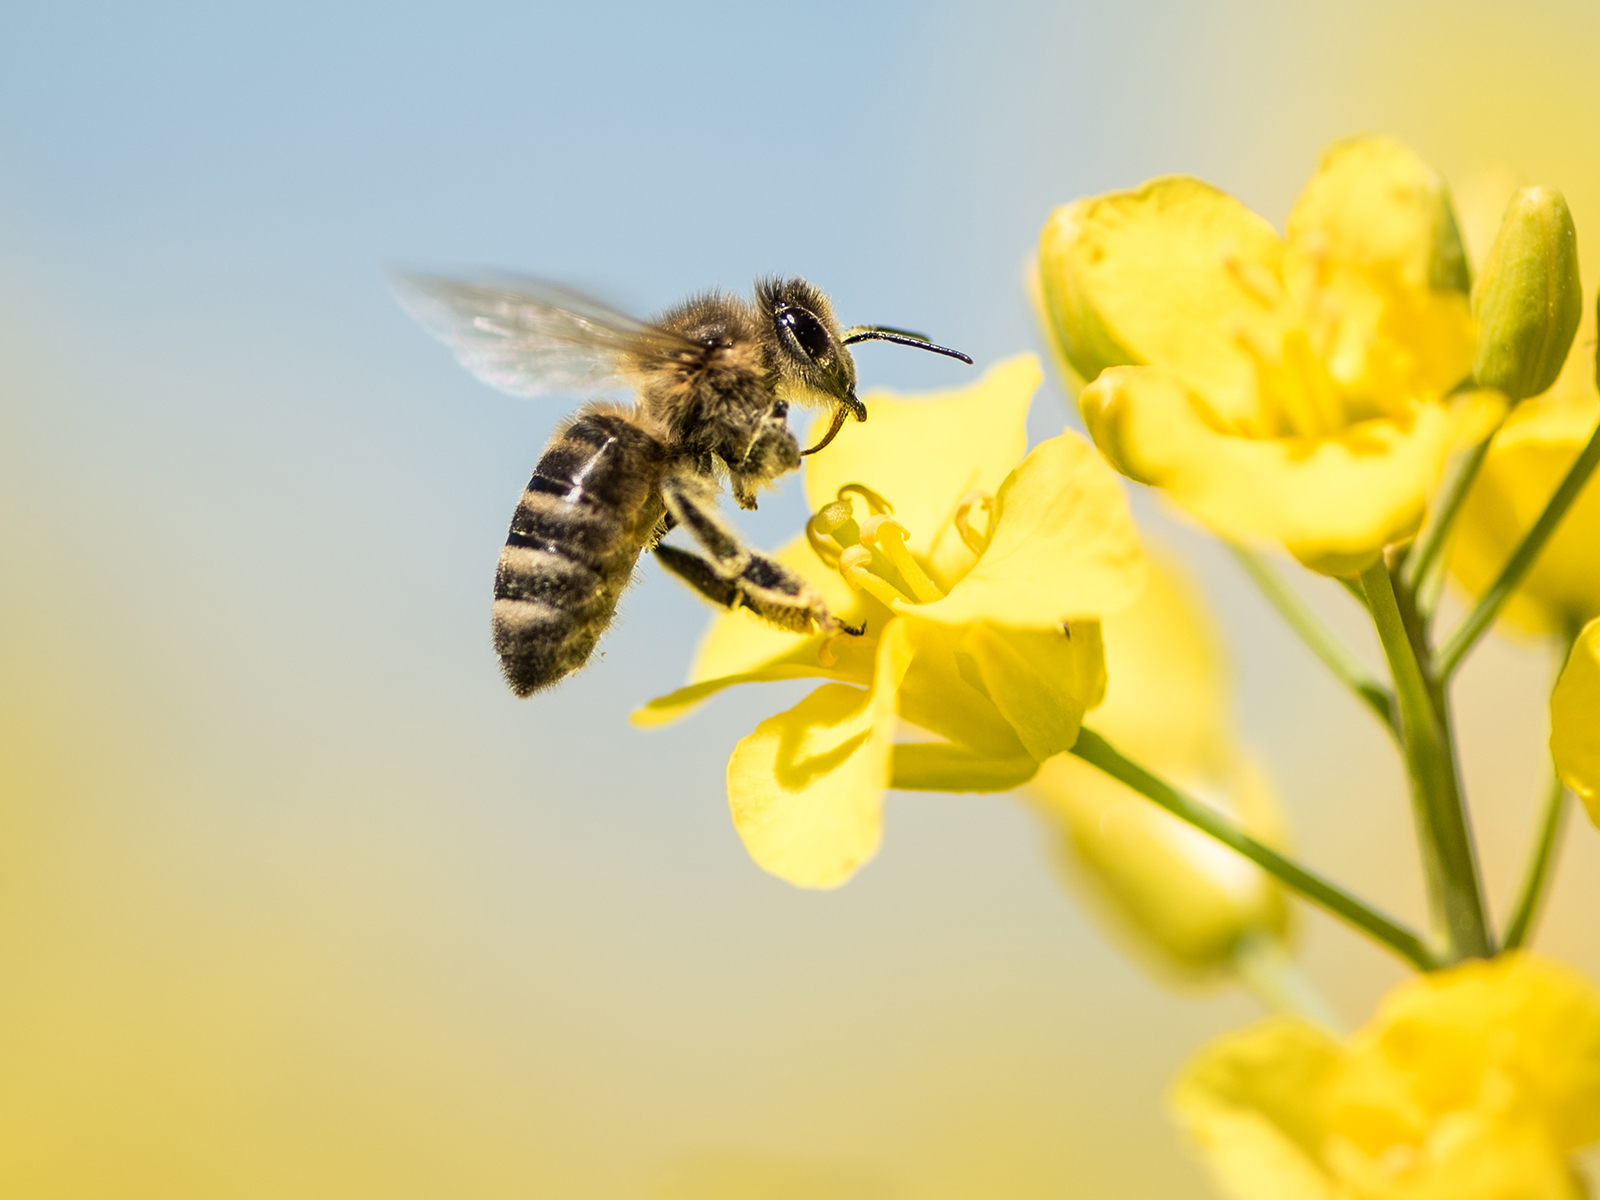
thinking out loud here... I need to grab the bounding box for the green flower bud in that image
[1472,187,1582,402]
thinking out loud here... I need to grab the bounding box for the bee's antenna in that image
[841,325,974,365]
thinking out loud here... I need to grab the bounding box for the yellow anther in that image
[855,512,890,545]
[812,498,858,536]
[838,544,873,572]
[953,491,995,555]
[857,514,943,603]
[836,482,894,515]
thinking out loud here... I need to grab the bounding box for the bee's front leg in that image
[727,411,802,510]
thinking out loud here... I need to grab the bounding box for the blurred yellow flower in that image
[1038,135,1503,575]
[1172,954,1600,1200]
[635,356,1147,887]
[1552,619,1600,821]
[1450,385,1600,637]
[1026,548,1289,978]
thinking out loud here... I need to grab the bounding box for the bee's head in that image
[756,277,864,435]
[756,276,974,456]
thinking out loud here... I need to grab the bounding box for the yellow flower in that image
[635,355,1147,887]
[1038,135,1504,576]
[1449,382,1600,638]
[1552,618,1600,821]
[1171,954,1600,1200]
[1026,547,1290,978]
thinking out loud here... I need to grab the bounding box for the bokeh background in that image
[3,1,1598,1196]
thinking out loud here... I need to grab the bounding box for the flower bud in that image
[1025,550,1290,978]
[1472,187,1582,402]
[1031,754,1290,976]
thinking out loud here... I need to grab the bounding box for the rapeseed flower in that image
[1172,954,1600,1200]
[1552,618,1600,821]
[635,355,1147,887]
[1038,135,1503,575]
[1026,548,1290,978]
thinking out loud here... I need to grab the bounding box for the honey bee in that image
[395,274,971,696]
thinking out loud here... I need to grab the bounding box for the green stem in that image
[1070,727,1440,971]
[1402,436,1493,595]
[1502,773,1570,951]
[1228,543,1397,734]
[1437,416,1600,678]
[1360,562,1492,961]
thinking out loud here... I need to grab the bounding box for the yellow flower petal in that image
[1450,393,1600,636]
[1343,955,1600,1154]
[910,430,1148,624]
[889,743,1039,792]
[632,535,870,728]
[1283,136,1474,404]
[724,621,913,888]
[802,355,1038,588]
[1173,955,1600,1200]
[1082,366,1504,575]
[631,652,872,730]
[955,621,1105,761]
[894,620,1033,759]
[1552,619,1600,819]
[1170,1017,1343,1200]
[1037,176,1287,424]
[1325,1101,1582,1200]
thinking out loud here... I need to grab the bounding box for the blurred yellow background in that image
[3,1,1599,1195]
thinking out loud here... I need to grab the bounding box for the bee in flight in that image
[395,275,971,696]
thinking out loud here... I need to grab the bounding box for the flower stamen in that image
[1232,322,1340,439]
[816,632,842,668]
[953,490,995,555]
[837,483,894,516]
[838,544,914,608]
[815,624,871,668]
[806,513,845,569]
[859,514,945,603]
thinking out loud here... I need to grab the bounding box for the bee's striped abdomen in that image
[492,410,668,696]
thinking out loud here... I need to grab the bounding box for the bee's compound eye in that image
[777,307,832,362]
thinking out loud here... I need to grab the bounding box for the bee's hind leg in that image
[656,473,836,635]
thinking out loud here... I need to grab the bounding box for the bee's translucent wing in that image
[392,274,697,399]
